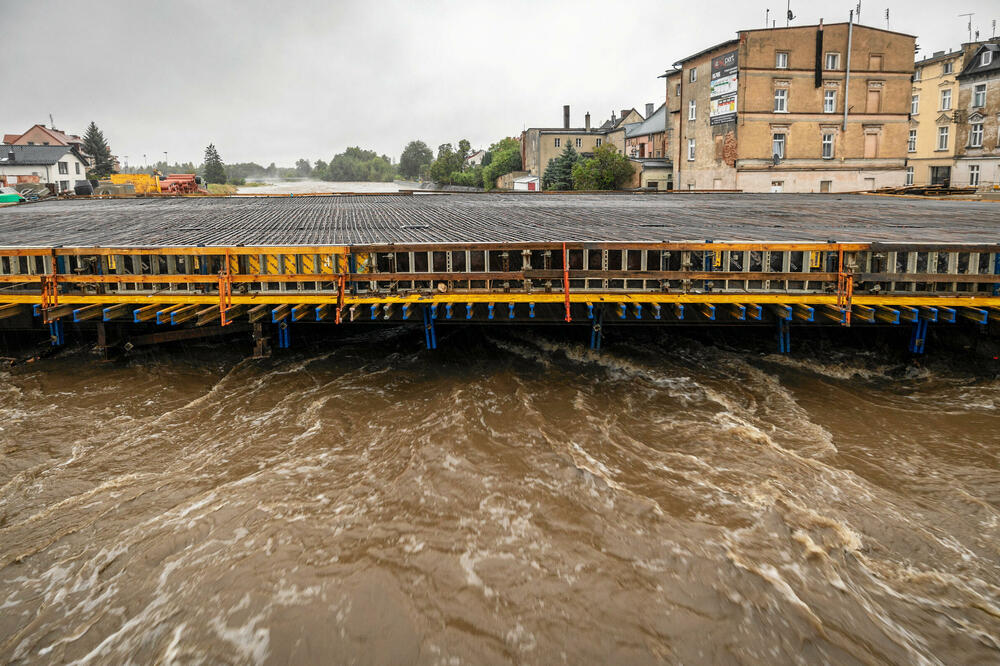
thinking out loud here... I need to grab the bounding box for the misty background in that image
[3,0,998,166]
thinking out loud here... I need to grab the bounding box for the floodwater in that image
[236,180,405,195]
[1,327,998,664]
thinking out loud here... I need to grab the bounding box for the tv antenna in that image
[885,8,890,29]
[959,13,975,42]
[49,113,54,129]
[786,1,794,26]
[856,1,862,23]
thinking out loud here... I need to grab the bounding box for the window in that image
[869,54,883,71]
[688,100,697,120]
[937,126,949,150]
[689,67,697,82]
[982,51,994,67]
[575,138,581,148]
[554,138,561,147]
[773,88,788,112]
[687,138,696,161]
[970,123,983,148]
[75,162,80,174]
[970,164,980,186]
[940,89,952,111]
[595,138,602,147]
[911,94,919,115]
[913,68,922,81]
[908,129,917,152]
[776,52,789,69]
[58,161,68,174]
[824,89,837,113]
[905,167,914,186]
[675,83,681,96]
[822,133,834,159]
[59,180,69,192]
[973,83,986,108]
[943,61,953,74]
[772,133,786,159]
[825,52,840,70]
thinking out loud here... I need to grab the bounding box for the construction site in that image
[0,192,998,356]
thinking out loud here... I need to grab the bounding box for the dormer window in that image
[983,51,994,67]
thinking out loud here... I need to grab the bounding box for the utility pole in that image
[766,8,770,28]
[786,0,793,27]
[856,1,861,24]
[959,13,975,43]
[885,8,890,29]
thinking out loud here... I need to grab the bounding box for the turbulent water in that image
[1,327,998,664]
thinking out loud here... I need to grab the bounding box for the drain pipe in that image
[843,10,854,131]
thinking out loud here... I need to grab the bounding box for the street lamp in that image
[163,151,168,169]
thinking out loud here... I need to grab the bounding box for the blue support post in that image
[651,303,661,319]
[445,303,453,320]
[617,303,626,319]
[430,304,438,320]
[426,306,437,349]
[466,303,473,319]
[49,320,64,346]
[993,253,1000,296]
[587,302,594,319]
[590,308,604,350]
[777,318,790,353]
[402,304,410,320]
[508,302,515,319]
[278,321,291,348]
[488,303,495,320]
[32,304,41,318]
[529,302,535,318]
[909,318,928,354]
[633,303,642,319]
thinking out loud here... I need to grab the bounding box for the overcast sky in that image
[4,0,998,167]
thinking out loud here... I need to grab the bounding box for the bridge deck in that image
[0,193,998,247]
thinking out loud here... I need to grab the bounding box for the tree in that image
[457,139,471,162]
[571,145,635,190]
[429,143,463,185]
[326,147,394,182]
[82,121,114,178]
[203,144,227,184]
[482,137,522,190]
[295,158,313,177]
[313,159,329,181]
[542,145,579,191]
[398,140,433,179]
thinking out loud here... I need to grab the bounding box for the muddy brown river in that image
[1,327,998,664]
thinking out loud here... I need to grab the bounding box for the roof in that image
[958,42,1000,79]
[739,21,916,39]
[625,104,667,138]
[915,49,965,67]
[673,39,739,67]
[2,134,20,144]
[0,145,84,166]
[629,158,672,168]
[1,194,999,246]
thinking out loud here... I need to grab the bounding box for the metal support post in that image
[909,318,929,354]
[278,321,291,349]
[49,320,64,346]
[590,307,605,351]
[777,318,790,353]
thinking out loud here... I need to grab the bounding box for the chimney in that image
[645,102,654,117]
[563,104,570,129]
[7,150,14,162]
[621,108,629,121]
[611,110,617,124]
[585,112,591,131]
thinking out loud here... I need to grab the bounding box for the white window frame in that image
[824,52,840,70]
[982,51,994,67]
[772,133,786,159]
[969,164,980,186]
[973,83,986,108]
[940,89,952,111]
[773,88,788,113]
[58,161,68,175]
[905,167,914,186]
[943,61,953,75]
[689,67,697,82]
[907,129,917,152]
[969,123,984,148]
[824,89,837,113]
[821,133,835,159]
[910,94,919,115]
[688,100,697,120]
[575,138,582,148]
[75,162,80,174]
[913,68,922,81]
[687,138,696,161]
[776,52,789,69]
[937,126,949,151]
[554,138,561,148]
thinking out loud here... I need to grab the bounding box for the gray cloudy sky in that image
[4,0,998,167]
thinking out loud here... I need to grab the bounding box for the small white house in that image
[465,149,486,167]
[0,145,90,191]
[513,175,540,191]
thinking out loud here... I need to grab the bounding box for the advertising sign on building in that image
[710,49,738,125]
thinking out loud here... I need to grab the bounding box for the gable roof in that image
[0,144,86,166]
[958,42,1000,79]
[2,134,20,144]
[625,104,667,138]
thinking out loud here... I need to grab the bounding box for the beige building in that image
[908,45,982,187]
[671,21,915,192]
[955,42,1000,189]
[520,106,643,178]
